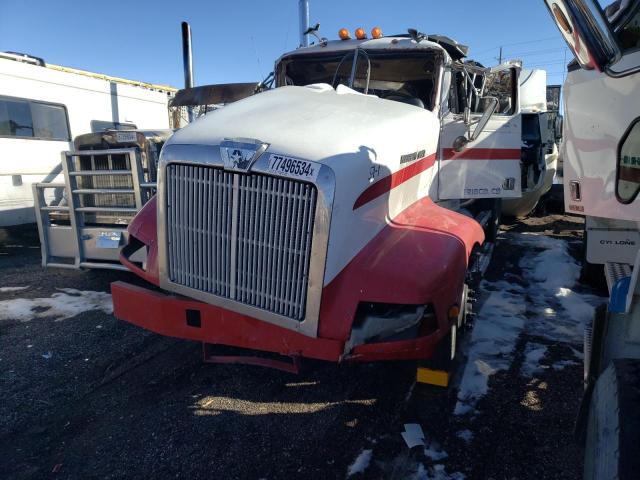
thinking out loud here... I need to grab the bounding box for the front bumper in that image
[111,281,443,362]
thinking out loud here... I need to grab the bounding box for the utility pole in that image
[299,0,310,47]
[498,46,503,64]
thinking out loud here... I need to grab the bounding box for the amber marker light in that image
[355,27,367,40]
[448,305,460,321]
[338,28,351,40]
[371,27,383,39]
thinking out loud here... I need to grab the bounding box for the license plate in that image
[116,131,137,143]
[266,154,320,182]
[96,231,122,249]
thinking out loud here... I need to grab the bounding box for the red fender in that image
[120,196,160,286]
[318,196,484,342]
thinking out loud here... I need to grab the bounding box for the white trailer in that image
[544,1,640,478]
[0,52,176,226]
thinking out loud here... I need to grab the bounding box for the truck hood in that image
[162,84,441,285]
[165,84,437,167]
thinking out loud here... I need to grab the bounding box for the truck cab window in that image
[0,96,69,141]
[617,6,640,52]
[276,50,441,111]
[449,66,516,116]
[617,118,640,203]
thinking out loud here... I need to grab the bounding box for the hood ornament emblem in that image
[220,139,269,172]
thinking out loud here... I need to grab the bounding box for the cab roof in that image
[278,33,468,63]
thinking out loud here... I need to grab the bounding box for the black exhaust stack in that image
[181,21,195,122]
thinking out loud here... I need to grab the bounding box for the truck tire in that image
[584,360,640,480]
[483,198,502,243]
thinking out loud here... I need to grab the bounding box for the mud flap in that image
[416,326,457,388]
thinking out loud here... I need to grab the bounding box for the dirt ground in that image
[0,211,604,480]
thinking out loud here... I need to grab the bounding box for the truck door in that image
[438,63,522,200]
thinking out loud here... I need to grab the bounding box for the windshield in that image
[275,49,443,111]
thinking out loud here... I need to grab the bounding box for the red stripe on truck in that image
[353,153,436,210]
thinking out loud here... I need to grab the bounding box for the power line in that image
[472,35,560,56]
[476,54,567,63]
[502,47,566,57]
[525,60,569,67]
[474,50,567,64]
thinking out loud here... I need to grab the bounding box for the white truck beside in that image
[544,0,640,478]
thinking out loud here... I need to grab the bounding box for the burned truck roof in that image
[277,32,468,64]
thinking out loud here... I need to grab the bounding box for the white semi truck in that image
[544,0,640,478]
[108,27,556,379]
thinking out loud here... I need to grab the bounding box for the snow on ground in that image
[454,279,526,415]
[0,286,29,292]
[455,232,604,415]
[520,343,548,377]
[424,439,448,461]
[0,288,112,322]
[456,429,473,443]
[347,449,372,477]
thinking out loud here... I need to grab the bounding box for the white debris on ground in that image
[397,424,464,479]
[402,423,426,448]
[0,288,112,322]
[0,286,29,292]
[346,449,372,477]
[455,233,604,415]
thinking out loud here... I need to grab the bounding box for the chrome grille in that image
[166,163,318,321]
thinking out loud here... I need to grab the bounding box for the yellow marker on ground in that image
[416,367,450,387]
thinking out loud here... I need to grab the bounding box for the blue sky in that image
[0,0,569,88]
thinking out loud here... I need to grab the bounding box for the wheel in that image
[457,284,469,330]
[584,360,640,480]
[477,198,502,243]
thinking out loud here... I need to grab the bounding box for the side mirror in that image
[543,0,621,72]
[471,97,498,141]
[554,114,564,141]
[454,97,498,151]
[546,85,561,112]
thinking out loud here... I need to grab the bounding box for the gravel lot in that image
[0,212,604,480]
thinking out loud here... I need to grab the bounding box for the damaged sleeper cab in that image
[112,31,527,366]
